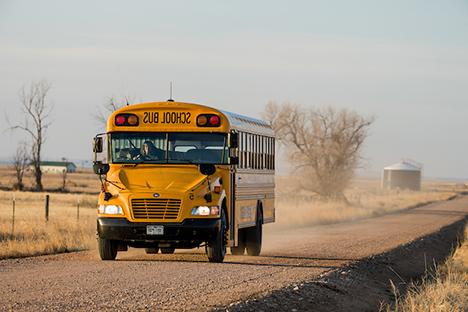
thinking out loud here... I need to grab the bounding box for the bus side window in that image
[243,133,247,169]
[271,137,274,170]
[252,133,256,169]
[263,136,267,170]
[250,134,253,169]
[249,133,253,169]
[269,137,273,170]
[254,134,258,169]
[240,132,244,169]
[269,137,272,170]
[273,137,276,170]
[260,135,263,170]
[245,132,249,169]
[245,133,249,169]
[258,135,261,170]
[247,133,251,169]
[257,135,262,169]
[259,135,262,170]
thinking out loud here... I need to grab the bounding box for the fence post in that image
[11,195,16,236]
[45,194,50,222]
[76,201,80,221]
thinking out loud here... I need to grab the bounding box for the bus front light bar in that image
[98,205,123,215]
[191,206,219,216]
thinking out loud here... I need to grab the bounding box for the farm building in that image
[382,160,422,191]
[35,161,77,174]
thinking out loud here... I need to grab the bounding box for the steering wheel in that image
[133,154,147,160]
[133,154,160,161]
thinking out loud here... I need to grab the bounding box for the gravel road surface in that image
[1,196,467,311]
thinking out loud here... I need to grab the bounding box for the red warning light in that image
[209,115,220,126]
[115,115,126,126]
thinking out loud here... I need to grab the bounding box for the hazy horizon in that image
[1,0,467,179]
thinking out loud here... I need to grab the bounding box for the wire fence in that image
[7,194,86,236]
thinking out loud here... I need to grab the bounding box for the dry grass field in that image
[0,163,465,259]
[270,176,464,231]
[0,191,96,259]
[383,225,468,312]
[0,166,99,194]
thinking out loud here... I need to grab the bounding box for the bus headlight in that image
[191,206,219,216]
[98,205,123,215]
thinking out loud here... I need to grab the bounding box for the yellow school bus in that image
[92,101,275,262]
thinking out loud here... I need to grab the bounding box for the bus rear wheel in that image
[145,247,159,254]
[98,238,118,260]
[206,210,227,263]
[246,208,262,256]
[231,229,245,255]
[160,247,175,254]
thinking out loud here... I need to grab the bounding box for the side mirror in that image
[199,164,216,176]
[229,132,238,149]
[93,161,110,175]
[93,137,103,153]
[229,156,239,166]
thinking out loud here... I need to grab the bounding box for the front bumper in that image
[97,217,220,244]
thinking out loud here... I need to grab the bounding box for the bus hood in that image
[112,166,207,193]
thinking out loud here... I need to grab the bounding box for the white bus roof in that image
[222,110,275,136]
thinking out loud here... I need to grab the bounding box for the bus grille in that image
[131,198,181,220]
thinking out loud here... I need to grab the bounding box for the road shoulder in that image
[219,218,467,312]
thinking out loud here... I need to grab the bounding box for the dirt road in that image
[1,197,467,311]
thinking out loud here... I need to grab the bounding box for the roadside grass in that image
[270,177,462,230]
[0,191,96,259]
[382,225,468,312]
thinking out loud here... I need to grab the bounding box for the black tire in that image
[246,207,262,256]
[98,238,118,260]
[145,247,159,254]
[206,209,227,263]
[231,229,245,255]
[160,247,175,254]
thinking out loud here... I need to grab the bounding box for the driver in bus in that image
[134,141,161,160]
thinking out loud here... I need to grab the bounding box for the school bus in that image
[92,101,275,262]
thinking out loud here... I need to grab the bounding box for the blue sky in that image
[1,0,467,178]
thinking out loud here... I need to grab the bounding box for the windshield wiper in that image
[104,178,125,190]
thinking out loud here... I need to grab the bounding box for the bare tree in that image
[11,80,53,192]
[94,96,134,125]
[264,102,373,200]
[12,143,29,191]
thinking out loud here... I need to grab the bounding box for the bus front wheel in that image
[98,238,118,260]
[161,247,175,254]
[145,247,159,254]
[206,210,227,263]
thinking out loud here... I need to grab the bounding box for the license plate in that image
[146,225,164,235]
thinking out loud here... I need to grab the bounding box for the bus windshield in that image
[110,132,228,165]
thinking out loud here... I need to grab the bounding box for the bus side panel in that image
[236,199,258,229]
[235,171,275,230]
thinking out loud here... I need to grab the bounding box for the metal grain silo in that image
[382,160,422,191]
